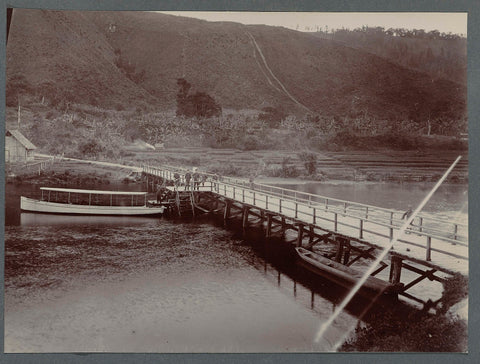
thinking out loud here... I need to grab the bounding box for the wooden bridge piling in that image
[389,256,403,284]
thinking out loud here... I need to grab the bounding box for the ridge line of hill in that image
[245,30,313,113]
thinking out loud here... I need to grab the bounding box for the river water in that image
[3,181,468,353]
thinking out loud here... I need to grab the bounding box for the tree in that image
[176,78,222,118]
[298,152,317,175]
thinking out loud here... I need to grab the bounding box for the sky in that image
[160,12,467,36]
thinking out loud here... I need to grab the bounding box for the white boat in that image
[21,187,166,216]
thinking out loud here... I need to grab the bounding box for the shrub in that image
[298,152,317,175]
[78,140,105,158]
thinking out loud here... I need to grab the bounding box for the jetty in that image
[143,164,468,309]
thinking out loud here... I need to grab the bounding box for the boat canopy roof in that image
[40,187,148,195]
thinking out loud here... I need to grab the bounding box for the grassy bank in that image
[340,273,468,352]
[6,159,139,187]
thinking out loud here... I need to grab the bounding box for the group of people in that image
[172,169,209,191]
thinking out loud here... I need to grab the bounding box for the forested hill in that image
[7,9,466,124]
[313,26,466,85]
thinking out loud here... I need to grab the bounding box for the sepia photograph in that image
[3,8,469,353]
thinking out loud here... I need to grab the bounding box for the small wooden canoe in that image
[295,247,402,295]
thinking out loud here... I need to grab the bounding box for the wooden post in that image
[334,238,344,262]
[426,236,432,261]
[389,255,403,284]
[334,212,338,231]
[296,224,304,247]
[242,207,250,233]
[223,200,231,224]
[359,219,364,239]
[295,203,298,218]
[313,207,316,224]
[343,240,351,265]
[266,214,272,238]
[419,217,423,233]
[389,212,394,239]
[266,195,269,209]
[281,217,286,237]
[308,225,314,245]
[279,198,282,213]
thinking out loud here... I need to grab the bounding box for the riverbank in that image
[340,273,468,352]
[6,158,141,187]
[7,152,468,189]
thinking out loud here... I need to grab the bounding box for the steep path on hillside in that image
[245,31,313,113]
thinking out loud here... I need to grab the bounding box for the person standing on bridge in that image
[402,205,414,233]
[184,172,192,191]
[173,172,181,191]
[193,168,200,190]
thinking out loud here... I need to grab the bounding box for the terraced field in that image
[131,147,468,182]
[326,150,468,181]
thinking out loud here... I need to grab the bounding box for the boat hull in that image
[295,247,401,295]
[20,196,165,216]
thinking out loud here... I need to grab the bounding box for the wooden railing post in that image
[334,212,338,232]
[389,211,394,239]
[426,236,432,261]
[266,195,269,210]
[313,207,316,224]
[359,219,364,239]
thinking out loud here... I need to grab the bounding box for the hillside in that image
[313,27,467,85]
[6,9,467,124]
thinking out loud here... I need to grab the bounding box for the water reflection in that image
[20,212,159,226]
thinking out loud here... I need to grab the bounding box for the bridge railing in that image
[143,164,467,242]
[143,164,468,265]
[215,182,467,265]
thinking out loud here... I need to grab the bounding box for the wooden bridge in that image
[143,164,468,308]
